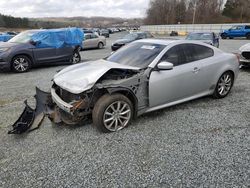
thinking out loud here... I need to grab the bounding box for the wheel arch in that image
[105,87,138,118]
[11,53,34,65]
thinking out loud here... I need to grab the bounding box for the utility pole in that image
[192,1,197,24]
[240,6,243,23]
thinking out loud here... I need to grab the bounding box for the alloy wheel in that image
[13,57,29,72]
[72,52,80,64]
[103,101,131,132]
[217,73,232,96]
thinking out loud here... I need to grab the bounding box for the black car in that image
[100,29,110,38]
[0,29,83,73]
[111,32,154,51]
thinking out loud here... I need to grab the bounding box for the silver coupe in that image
[49,39,239,132]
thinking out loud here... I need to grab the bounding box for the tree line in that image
[145,0,250,25]
[0,14,74,29]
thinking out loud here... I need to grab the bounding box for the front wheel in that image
[71,51,81,64]
[11,55,31,73]
[92,94,134,133]
[213,72,234,99]
[221,34,227,39]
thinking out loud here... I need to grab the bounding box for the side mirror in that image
[157,62,173,70]
[29,40,37,46]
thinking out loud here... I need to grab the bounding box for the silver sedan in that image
[82,33,106,50]
[31,39,240,133]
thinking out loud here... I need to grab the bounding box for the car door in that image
[230,26,244,37]
[90,34,99,48]
[83,34,92,49]
[149,44,204,108]
[32,47,57,64]
[56,46,74,62]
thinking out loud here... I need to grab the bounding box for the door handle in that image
[192,67,200,73]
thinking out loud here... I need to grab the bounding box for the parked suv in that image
[0,28,83,73]
[220,25,250,39]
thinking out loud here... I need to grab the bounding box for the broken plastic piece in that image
[8,87,52,134]
[8,101,35,134]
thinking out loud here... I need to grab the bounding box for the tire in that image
[92,94,134,133]
[213,71,234,99]
[11,55,31,73]
[98,42,104,49]
[246,33,250,40]
[71,51,81,64]
[221,34,227,39]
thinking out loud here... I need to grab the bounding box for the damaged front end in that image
[8,63,150,134]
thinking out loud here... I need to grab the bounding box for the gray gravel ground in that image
[0,32,249,187]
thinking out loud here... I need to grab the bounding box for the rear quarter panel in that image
[209,51,239,90]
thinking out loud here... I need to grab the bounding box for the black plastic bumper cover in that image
[8,87,52,134]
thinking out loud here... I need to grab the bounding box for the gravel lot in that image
[0,32,249,187]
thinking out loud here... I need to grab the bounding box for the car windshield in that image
[123,33,138,40]
[186,33,213,40]
[106,42,166,68]
[8,30,38,43]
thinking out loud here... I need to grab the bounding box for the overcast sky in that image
[0,0,150,18]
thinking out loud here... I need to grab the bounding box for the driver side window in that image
[159,45,184,66]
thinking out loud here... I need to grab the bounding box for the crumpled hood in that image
[239,43,250,52]
[53,59,140,94]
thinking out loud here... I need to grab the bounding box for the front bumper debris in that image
[8,87,53,134]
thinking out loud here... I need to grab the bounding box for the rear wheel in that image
[71,51,81,64]
[98,42,104,49]
[92,94,133,133]
[11,55,31,73]
[213,72,234,99]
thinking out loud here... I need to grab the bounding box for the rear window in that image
[107,42,165,68]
